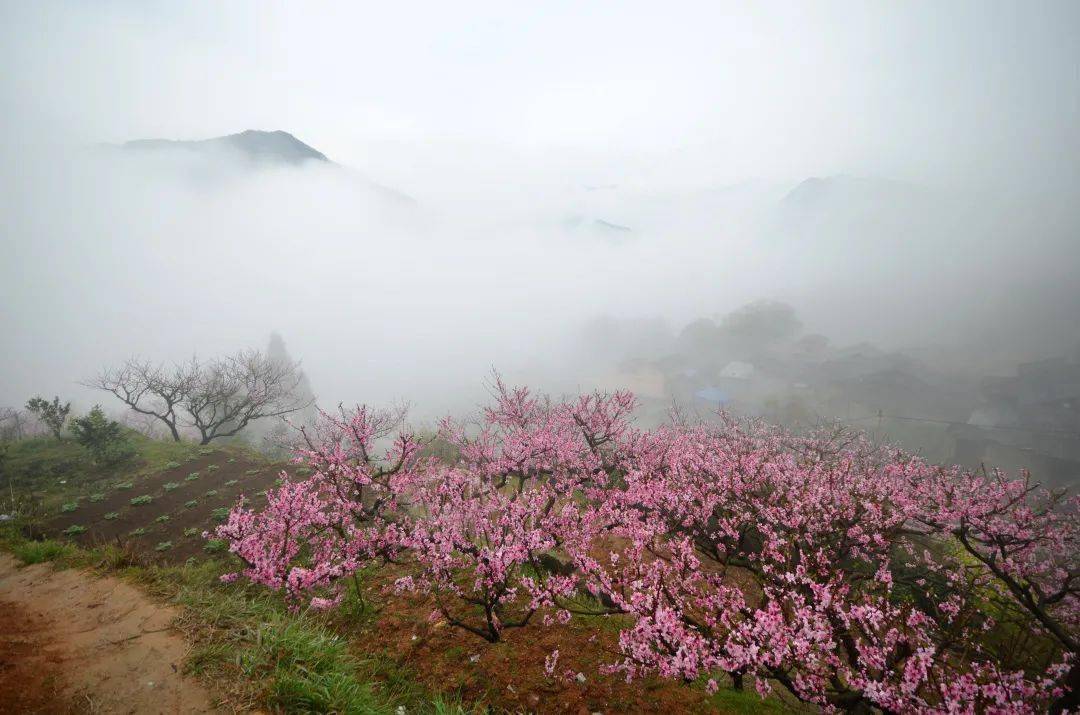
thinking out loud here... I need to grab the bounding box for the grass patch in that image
[89,493,106,503]
[155,541,173,552]
[211,507,230,523]
[185,499,199,509]
[165,461,182,469]
[129,527,147,537]
[224,479,239,487]
[12,539,74,564]
[155,514,171,523]
[60,502,78,513]
[183,527,199,537]
[62,524,87,536]
[186,472,201,481]
[163,481,181,492]
[205,489,219,498]
[115,481,134,489]
[207,464,219,472]
[130,495,153,506]
[104,511,120,520]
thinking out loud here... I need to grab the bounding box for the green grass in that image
[62,524,87,536]
[60,501,78,513]
[115,481,134,489]
[104,511,120,520]
[211,507,230,522]
[130,495,153,506]
[129,527,147,536]
[165,461,182,469]
[12,539,74,564]
[155,514,170,523]
[205,489,219,497]
[89,493,105,503]
[185,499,199,509]
[183,527,199,537]
[207,464,219,472]
[163,481,181,491]
[224,479,239,487]
[186,472,201,481]
[155,541,173,552]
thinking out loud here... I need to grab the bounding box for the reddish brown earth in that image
[0,554,221,714]
[45,453,300,563]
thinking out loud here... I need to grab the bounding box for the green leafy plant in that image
[89,493,105,503]
[60,502,78,513]
[183,527,199,537]
[104,512,119,520]
[203,539,228,554]
[186,472,201,481]
[155,541,173,552]
[164,481,181,491]
[185,499,199,508]
[224,479,239,487]
[206,464,219,472]
[129,527,147,536]
[205,489,219,497]
[155,514,170,523]
[115,481,134,489]
[62,524,87,536]
[165,461,182,469]
[211,507,229,522]
[69,405,135,465]
[130,495,152,506]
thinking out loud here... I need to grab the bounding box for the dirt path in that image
[0,554,222,714]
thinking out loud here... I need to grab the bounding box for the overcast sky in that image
[3,1,1078,195]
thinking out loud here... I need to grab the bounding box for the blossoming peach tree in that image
[212,382,1077,713]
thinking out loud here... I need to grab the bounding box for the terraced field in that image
[43,450,301,562]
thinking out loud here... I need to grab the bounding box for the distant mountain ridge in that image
[122,129,329,165]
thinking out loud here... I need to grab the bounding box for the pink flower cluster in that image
[212,381,1078,713]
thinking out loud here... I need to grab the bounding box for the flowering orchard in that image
[213,381,1078,713]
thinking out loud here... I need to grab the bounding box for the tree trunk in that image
[1050,660,1079,714]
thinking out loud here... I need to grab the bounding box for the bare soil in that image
[45,453,298,563]
[0,553,222,714]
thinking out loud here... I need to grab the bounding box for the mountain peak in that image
[122,129,329,165]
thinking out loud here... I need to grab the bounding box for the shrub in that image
[60,502,78,513]
[130,495,152,506]
[69,405,135,465]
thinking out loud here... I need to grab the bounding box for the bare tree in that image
[183,351,307,445]
[89,359,194,442]
[0,408,28,441]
